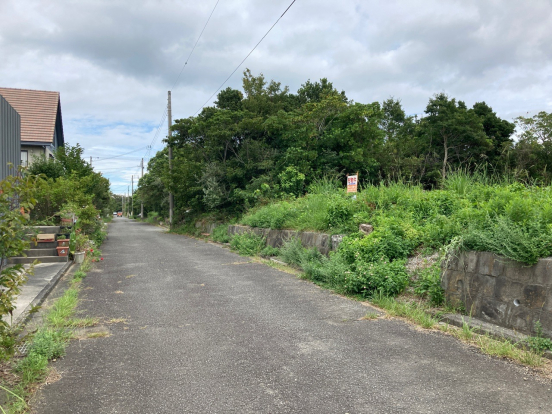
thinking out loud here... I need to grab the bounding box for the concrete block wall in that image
[442,251,552,337]
[227,225,341,255]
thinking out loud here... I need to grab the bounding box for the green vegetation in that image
[229,232,266,256]
[526,322,552,353]
[136,70,552,225]
[1,143,109,412]
[241,173,552,265]
[211,225,230,243]
[371,294,439,329]
[28,144,111,220]
[1,252,101,413]
[0,170,40,360]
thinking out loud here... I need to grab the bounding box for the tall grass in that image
[240,171,552,264]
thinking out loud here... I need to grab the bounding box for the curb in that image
[14,261,73,327]
[440,313,552,360]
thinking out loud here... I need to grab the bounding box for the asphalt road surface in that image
[36,218,552,413]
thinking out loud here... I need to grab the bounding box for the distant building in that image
[0,94,21,180]
[0,87,65,167]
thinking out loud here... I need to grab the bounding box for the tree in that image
[214,87,244,111]
[421,93,491,183]
[472,102,515,168]
[296,78,347,104]
[514,111,552,182]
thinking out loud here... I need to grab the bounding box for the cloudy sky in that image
[1,0,551,194]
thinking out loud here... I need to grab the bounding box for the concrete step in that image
[7,256,68,264]
[22,248,58,257]
[28,241,57,249]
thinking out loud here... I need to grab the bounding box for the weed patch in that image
[229,232,266,256]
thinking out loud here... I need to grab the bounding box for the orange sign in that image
[347,174,358,193]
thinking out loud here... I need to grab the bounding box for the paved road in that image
[37,218,552,413]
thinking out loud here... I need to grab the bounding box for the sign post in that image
[347,173,358,194]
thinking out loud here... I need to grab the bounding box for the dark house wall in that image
[0,94,21,181]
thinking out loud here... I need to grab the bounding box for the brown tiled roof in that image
[0,87,60,144]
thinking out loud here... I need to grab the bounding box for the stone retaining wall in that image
[194,221,219,234]
[227,225,343,255]
[442,251,552,337]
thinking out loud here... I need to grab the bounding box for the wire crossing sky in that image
[1,0,551,192]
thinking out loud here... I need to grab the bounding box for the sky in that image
[1,0,552,194]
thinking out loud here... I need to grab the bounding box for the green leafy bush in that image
[414,263,445,306]
[278,237,304,266]
[325,194,354,229]
[211,225,230,243]
[260,245,280,257]
[230,232,266,256]
[146,211,160,224]
[345,259,409,297]
[242,202,296,229]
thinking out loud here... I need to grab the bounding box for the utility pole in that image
[168,91,173,228]
[121,194,124,215]
[127,186,130,217]
[90,156,92,166]
[140,158,144,219]
[131,175,134,218]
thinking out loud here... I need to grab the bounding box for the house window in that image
[21,150,28,167]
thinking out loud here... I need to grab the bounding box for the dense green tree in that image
[27,143,111,219]
[514,111,552,182]
[420,93,491,183]
[137,71,552,222]
[472,102,515,168]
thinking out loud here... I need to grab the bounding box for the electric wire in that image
[92,146,149,162]
[171,0,221,90]
[192,0,297,116]
[136,0,221,180]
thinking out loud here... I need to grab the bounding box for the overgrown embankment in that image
[222,174,550,299]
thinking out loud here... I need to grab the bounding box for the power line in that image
[92,146,149,162]
[171,0,221,91]
[193,0,297,116]
[137,0,222,181]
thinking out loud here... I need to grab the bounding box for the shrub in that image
[325,194,354,229]
[242,202,295,229]
[230,232,266,256]
[211,225,230,243]
[345,259,410,297]
[464,217,552,264]
[279,237,304,267]
[414,263,445,306]
[338,230,413,264]
[146,211,160,224]
[260,245,280,257]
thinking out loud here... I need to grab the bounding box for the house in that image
[0,87,65,167]
[0,94,21,180]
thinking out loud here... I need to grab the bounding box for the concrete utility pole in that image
[122,195,124,215]
[168,91,173,228]
[140,158,144,219]
[90,156,92,166]
[131,175,134,217]
[127,186,130,217]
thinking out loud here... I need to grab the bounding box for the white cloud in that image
[2,0,552,192]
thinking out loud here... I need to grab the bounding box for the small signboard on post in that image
[347,173,358,193]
